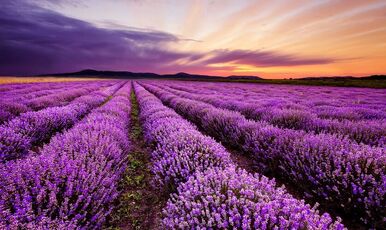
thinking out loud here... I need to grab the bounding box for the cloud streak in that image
[202,49,335,67]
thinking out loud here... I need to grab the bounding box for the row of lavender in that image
[0,81,78,93]
[0,82,125,162]
[0,81,115,124]
[134,83,344,229]
[0,82,132,228]
[159,82,385,147]
[141,82,385,227]
[164,81,386,119]
[0,80,111,95]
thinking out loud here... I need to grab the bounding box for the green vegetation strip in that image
[107,87,165,230]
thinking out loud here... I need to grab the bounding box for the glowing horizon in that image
[1,0,386,79]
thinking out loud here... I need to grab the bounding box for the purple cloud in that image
[0,0,187,75]
[202,49,335,67]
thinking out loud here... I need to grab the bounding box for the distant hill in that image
[363,75,386,80]
[162,72,224,80]
[39,69,262,80]
[41,69,384,81]
[44,69,161,79]
[37,69,385,88]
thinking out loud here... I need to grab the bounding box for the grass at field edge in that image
[0,77,107,84]
[171,78,386,89]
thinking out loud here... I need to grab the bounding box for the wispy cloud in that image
[201,49,335,67]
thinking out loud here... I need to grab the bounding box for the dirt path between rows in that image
[107,88,167,230]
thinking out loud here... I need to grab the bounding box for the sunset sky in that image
[1,0,386,78]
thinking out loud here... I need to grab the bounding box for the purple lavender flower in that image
[0,82,131,228]
[163,166,344,229]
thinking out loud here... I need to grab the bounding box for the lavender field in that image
[0,80,385,229]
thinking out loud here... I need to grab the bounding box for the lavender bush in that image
[157,82,386,146]
[142,82,385,226]
[0,81,115,124]
[0,82,124,162]
[0,82,131,228]
[134,83,232,190]
[164,166,345,229]
[134,83,344,229]
[0,79,379,228]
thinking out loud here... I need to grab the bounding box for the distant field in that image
[0,76,104,84]
[2,76,384,88]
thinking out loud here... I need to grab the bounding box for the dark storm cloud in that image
[0,0,187,75]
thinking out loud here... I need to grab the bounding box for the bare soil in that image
[106,88,167,230]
